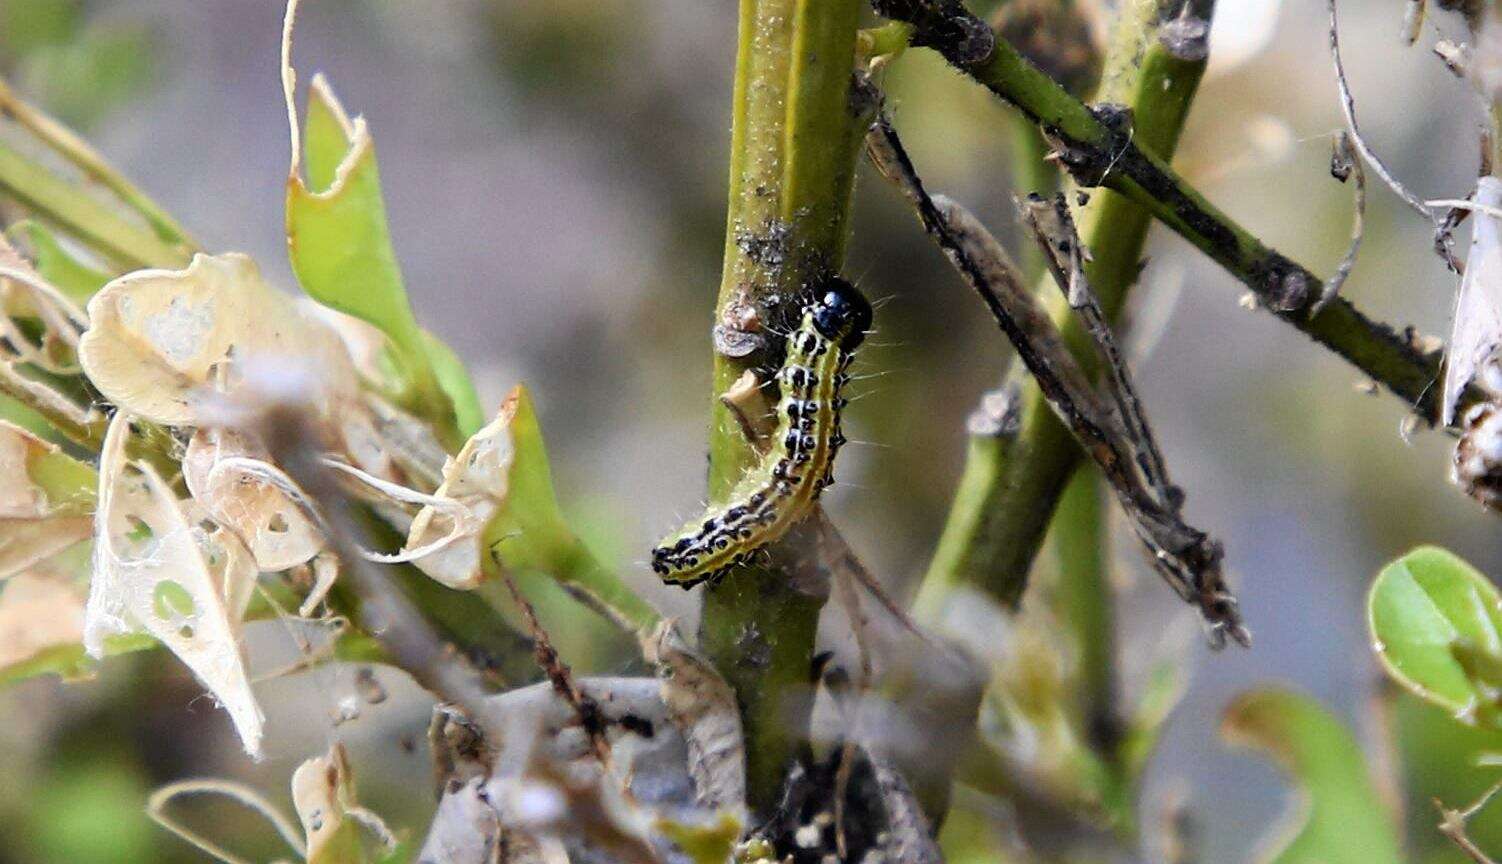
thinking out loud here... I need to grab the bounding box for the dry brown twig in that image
[1436,781,1502,864]
[866,110,1249,648]
[1320,131,1367,313]
[1328,0,1463,272]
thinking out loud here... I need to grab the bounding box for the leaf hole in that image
[152,580,197,624]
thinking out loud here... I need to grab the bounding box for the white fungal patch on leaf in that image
[78,252,358,427]
[1445,176,1502,425]
[184,427,325,573]
[85,412,265,757]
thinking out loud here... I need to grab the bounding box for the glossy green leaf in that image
[1222,688,1403,864]
[285,74,456,446]
[7,219,111,300]
[1370,546,1502,726]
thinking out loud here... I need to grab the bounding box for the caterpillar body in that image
[651,277,872,588]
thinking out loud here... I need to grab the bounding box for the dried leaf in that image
[293,743,395,864]
[402,405,513,589]
[149,778,307,864]
[184,426,324,572]
[78,251,357,427]
[0,419,95,578]
[1445,176,1502,425]
[0,240,89,375]
[0,571,86,672]
[85,412,265,757]
[643,622,745,812]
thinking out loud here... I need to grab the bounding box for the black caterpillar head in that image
[809,275,872,351]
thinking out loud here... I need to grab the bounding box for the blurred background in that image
[0,0,1494,860]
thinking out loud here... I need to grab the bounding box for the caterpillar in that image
[652,276,871,588]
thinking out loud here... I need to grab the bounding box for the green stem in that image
[0,140,190,270]
[1050,465,1117,756]
[916,0,1210,610]
[700,0,866,817]
[902,0,1442,415]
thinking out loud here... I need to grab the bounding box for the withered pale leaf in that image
[0,420,94,579]
[292,743,394,864]
[1445,176,1502,425]
[0,571,86,672]
[0,519,92,583]
[85,412,265,757]
[179,497,262,625]
[0,235,89,376]
[78,252,357,427]
[643,623,745,812]
[184,427,324,572]
[401,408,512,589]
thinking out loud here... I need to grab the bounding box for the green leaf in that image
[421,330,484,438]
[479,385,660,633]
[654,811,742,864]
[1392,692,1502,864]
[1222,688,1404,864]
[7,219,111,300]
[0,632,157,687]
[285,73,457,446]
[1370,546,1502,726]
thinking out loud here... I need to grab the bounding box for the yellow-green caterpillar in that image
[652,276,871,588]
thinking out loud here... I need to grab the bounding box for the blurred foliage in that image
[0,0,152,130]
[1221,688,1403,864]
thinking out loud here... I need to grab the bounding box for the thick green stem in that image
[917,0,1210,611]
[700,0,866,817]
[1050,466,1117,755]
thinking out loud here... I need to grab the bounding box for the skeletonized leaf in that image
[313,304,484,441]
[0,419,95,579]
[1445,175,1502,425]
[78,252,357,426]
[184,426,324,572]
[1369,545,1502,726]
[1221,688,1403,864]
[85,412,265,757]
